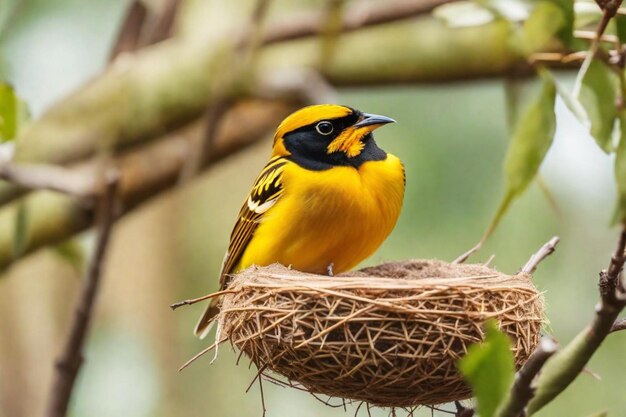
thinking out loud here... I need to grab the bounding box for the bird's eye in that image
[315,121,334,136]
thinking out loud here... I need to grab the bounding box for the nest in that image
[216,259,544,408]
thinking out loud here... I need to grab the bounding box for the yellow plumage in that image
[195,104,405,337]
[236,157,404,274]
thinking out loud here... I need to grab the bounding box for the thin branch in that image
[0,162,99,198]
[170,289,238,310]
[527,227,626,414]
[178,337,228,371]
[0,100,303,270]
[610,317,626,332]
[453,242,482,264]
[108,0,148,60]
[43,168,119,417]
[143,0,182,45]
[454,401,474,417]
[573,3,622,96]
[108,0,181,60]
[496,337,559,417]
[262,0,456,44]
[178,97,232,183]
[574,30,619,44]
[521,236,560,274]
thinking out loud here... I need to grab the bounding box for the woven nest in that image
[216,260,544,408]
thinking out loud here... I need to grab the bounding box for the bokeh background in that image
[1,1,624,416]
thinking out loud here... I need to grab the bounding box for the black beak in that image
[353,113,396,129]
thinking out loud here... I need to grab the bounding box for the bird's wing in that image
[195,157,287,338]
[218,156,287,290]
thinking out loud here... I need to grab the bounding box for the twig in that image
[108,0,148,60]
[0,162,99,199]
[258,375,267,417]
[453,242,482,264]
[495,337,559,417]
[521,236,560,274]
[262,0,455,44]
[527,227,626,414]
[143,0,181,45]
[178,97,232,182]
[170,289,238,310]
[178,337,228,371]
[483,254,496,267]
[454,401,474,417]
[574,30,619,44]
[108,0,181,60]
[573,3,621,96]
[610,317,626,332]
[43,168,120,417]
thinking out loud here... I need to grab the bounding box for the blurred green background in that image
[1,1,624,416]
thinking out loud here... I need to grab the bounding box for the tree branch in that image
[262,0,456,44]
[0,163,98,198]
[527,228,626,414]
[0,99,300,270]
[43,168,119,417]
[496,337,559,417]
[610,317,626,332]
[521,237,560,274]
[0,1,535,207]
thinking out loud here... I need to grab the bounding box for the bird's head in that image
[272,104,395,169]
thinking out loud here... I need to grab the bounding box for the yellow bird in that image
[195,104,405,338]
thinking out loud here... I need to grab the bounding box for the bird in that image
[195,104,405,338]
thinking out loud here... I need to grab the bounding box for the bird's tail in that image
[194,297,220,339]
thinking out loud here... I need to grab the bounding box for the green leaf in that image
[616,14,626,44]
[504,76,556,194]
[546,0,574,47]
[613,115,626,224]
[458,320,515,417]
[578,59,618,153]
[518,2,565,55]
[12,201,29,259]
[538,67,588,125]
[479,75,557,242]
[480,76,556,241]
[0,82,28,142]
[585,411,608,417]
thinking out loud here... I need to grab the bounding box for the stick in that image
[0,162,99,199]
[527,227,626,414]
[453,242,482,264]
[610,317,626,332]
[262,0,456,44]
[454,401,474,417]
[521,236,560,274]
[43,168,119,417]
[170,289,238,310]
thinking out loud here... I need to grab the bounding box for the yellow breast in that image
[236,154,405,274]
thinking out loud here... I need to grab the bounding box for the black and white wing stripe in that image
[218,156,286,290]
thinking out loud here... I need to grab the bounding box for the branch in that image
[496,337,559,417]
[455,401,474,417]
[108,0,181,60]
[0,162,98,198]
[521,237,560,274]
[0,99,300,270]
[0,0,537,205]
[43,168,119,417]
[610,317,626,332]
[262,0,456,44]
[527,228,626,414]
